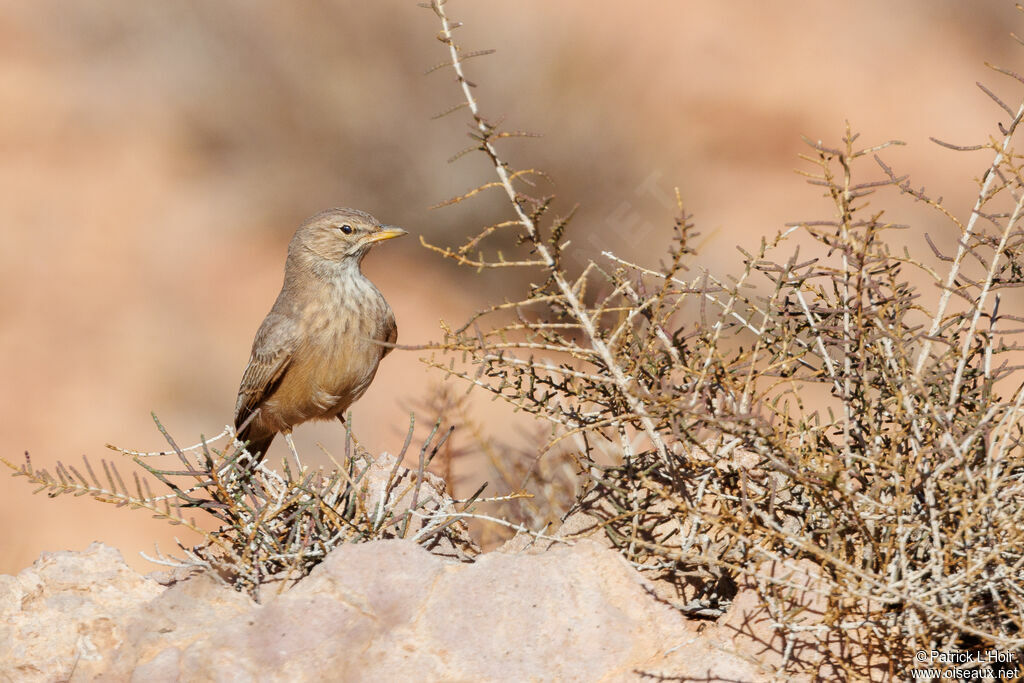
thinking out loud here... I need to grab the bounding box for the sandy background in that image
[1,1,1020,574]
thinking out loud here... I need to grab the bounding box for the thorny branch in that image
[426,0,671,469]
[420,2,1024,678]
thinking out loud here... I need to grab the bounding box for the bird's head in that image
[290,207,407,266]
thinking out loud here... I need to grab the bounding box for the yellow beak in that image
[364,226,408,244]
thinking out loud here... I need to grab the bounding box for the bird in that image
[233,207,406,461]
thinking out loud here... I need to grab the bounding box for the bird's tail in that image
[235,422,275,463]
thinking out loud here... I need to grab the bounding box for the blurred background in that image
[1,0,1020,574]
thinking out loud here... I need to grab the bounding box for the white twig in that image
[914,101,1024,377]
[112,425,232,457]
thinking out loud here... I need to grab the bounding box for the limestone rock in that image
[0,543,164,681]
[0,539,768,681]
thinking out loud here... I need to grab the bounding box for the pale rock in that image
[0,451,782,682]
[0,539,769,681]
[0,543,164,682]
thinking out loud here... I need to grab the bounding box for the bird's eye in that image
[339,224,353,235]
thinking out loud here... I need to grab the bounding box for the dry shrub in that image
[420,1,1024,677]
[1,415,478,598]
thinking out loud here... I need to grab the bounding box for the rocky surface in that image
[0,539,772,682]
[0,446,886,682]
[0,544,164,681]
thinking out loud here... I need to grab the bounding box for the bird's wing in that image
[381,312,397,358]
[234,312,299,428]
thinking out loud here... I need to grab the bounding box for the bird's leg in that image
[283,432,302,470]
[336,412,363,452]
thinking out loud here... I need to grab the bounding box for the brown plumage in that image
[234,208,406,460]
